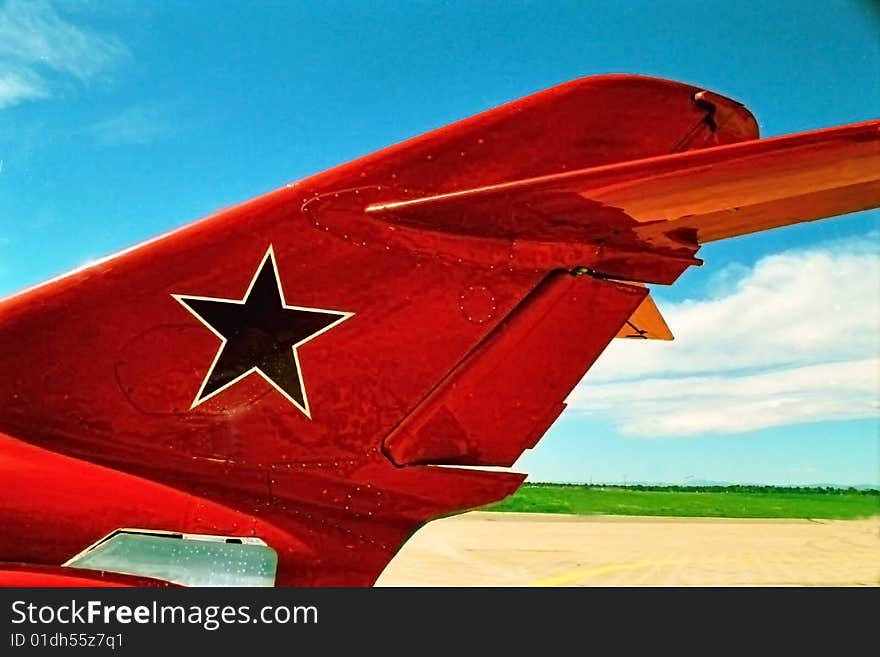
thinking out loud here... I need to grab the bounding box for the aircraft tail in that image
[0,75,874,586]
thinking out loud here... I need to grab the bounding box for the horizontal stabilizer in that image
[367,120,880,246]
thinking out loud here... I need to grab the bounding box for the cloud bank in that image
[568,233,880,436]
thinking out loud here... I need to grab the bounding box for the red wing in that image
[365,120,880,249]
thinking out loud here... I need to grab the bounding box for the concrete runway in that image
[375,512,879,586]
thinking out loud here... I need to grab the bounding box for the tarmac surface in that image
[375,511,879,586]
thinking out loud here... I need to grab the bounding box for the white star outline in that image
[171,245,353,418]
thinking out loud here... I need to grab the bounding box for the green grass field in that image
[487,483,880,519]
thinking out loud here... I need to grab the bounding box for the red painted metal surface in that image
[385,273,648,466]
[0,564,175,587]
[368,120,879,249]
[0,74,875,586]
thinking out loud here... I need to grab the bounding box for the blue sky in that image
[1,1,877,485]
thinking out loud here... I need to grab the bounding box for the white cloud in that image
[90,102,172,146]
[0,67,47,107]
[568,233,880,436]
[0,0,126,108]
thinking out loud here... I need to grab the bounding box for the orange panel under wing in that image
[615,292,673,340]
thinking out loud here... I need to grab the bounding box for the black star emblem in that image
[173,246,352,417]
